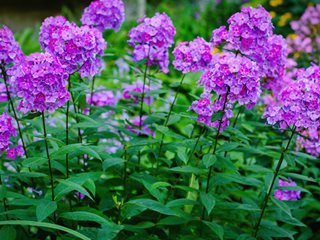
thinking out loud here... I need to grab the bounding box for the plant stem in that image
[253,126,296,238]
[41,112,55,203]
[201,90,230,220]
[65,77,71,179]
[157,74,185,168]
[137,50,150,165]
[0,63,28,158]
[188,125,206,162]
[89,76,96,115]
[223,105,244,158]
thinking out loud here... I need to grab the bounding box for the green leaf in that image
[36,200,57,222]
[0,226,16,240]
[128,199,178,216]
[169,166,205,175]
[203,221,224,240]
[60,211,110,225]
[200,192,216,215]
[283,173,316,182]
[0,220,90,240]
[103,158,125,171]
[177,150,188,164]
[216,142,240,153]
[271,198,292,217]
[83,179,96,197]
[55,180,93,201]
[202,154,216,168]
[22,157,47,168]
[97,222,123,240]
[51,144,101,161]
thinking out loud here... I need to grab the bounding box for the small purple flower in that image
[274,179,301,201]
[0,83,7,102]
[81,0,125,32]
[128,13,176,73]
[122,81,153,105]
[296,128,320,157]
[127,116,154,137]
[87,89,117,107]
[12,52,70,113]
[0,112,16,153]
[173,37,212,73]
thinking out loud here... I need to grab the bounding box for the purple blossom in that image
[0,83,7,102]
[12,52,70,113]
[81,0,125,32]
[128,13,176,73]
[172,37,212,73]
[263,66,320,129]
[0,26,24,66]
[122,81,153,105]
[274,179,301,201]
[87,89,117,107]
[7,145,24,159]
[296,128,320,157]
[39,16,107,78]
[0,112,16,153]
[127,116,154,137]
[199,53,261,106]
[287,4,320,62]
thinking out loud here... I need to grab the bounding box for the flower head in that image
[13,52,70,113]
[0,83,7,102]
[0,112,16,153]
[127,116,154,137]
[128,13,176,73]
[39,16,107,78]
[173,37,212,73]
[87,89,117,107]
[122,81,153,105]
[263,66,320,129]
[274,179,301,201]
[0,26,24,66]
[81,0,125,32]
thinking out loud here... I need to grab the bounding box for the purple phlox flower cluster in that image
[274,178,301,201]
[7,144,24,159]
[128,13,176,73]
[39,16,107,78]
[127,116,154,137]
[189,93,233,131]
[191,52,261,130]
[296,128,320,157]
[81,0,125,32]
[172,37,212,73]
[287,4,320,59]
[0,83,7,102]
[122,81,154,105]
[0,112,16,153]
[12,52,70,113]
[0,26,24,66]
[263,65,320,129]
[211,5,287,81]
[87,89,117,107]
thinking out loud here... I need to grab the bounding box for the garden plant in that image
[0,0,319,239]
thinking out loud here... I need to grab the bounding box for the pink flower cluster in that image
[39,16,107,79]
[172,37,212,73]
[13,52,70,113]
[0,26,24,66]
[122,81,153,105]
[81,0,125,32]
[287,4,320,60]
[128,13,176,73]
[264,66,320,129]
[274,179,301,201]
[296,128,320,157]
[0,112,16,153]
